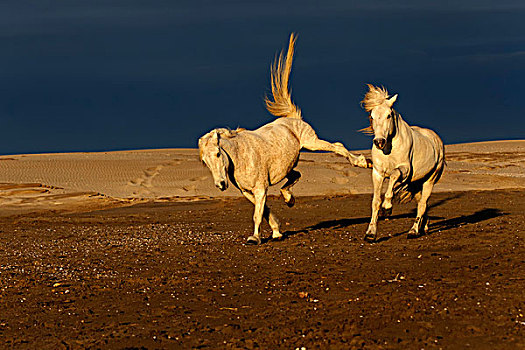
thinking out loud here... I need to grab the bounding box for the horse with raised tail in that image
[199,34,370,245]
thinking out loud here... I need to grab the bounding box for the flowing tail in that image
[265,33,302,119]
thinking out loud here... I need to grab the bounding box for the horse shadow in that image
[373,208,506,243]
[279,193,506,243]
[427,208,506,234]
[281,193,461,239]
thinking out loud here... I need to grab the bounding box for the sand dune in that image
[0,140,523,213]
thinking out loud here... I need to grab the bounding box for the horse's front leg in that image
[365,169,385,242]
[380,167,405,217]
[242,189,281,244]
[246,187,279,245]
[280,170,301,207]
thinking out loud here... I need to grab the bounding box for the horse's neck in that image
[391,112,412,150]
[393,112,411,140]
[219,137,237,164]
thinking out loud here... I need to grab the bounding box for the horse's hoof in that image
[246,235,261,245]
[407,230,420,239]
[380,207,392,218]
[364,234,376,243]
[285,196,295,207]
[271,233,283,241]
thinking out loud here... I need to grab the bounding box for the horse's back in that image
[251,118,304,148]
[410,126,445,181]
[232,118,302,186]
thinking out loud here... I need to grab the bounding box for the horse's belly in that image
[412,161,436,180]
[268,153,299,184]
[411,145,440,181]
[239,122,301,186]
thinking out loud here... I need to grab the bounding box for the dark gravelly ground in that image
[0,189,524,349]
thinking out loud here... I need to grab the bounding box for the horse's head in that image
[370,95,397,150]
[361,84,398,151]
[198,129,230,191]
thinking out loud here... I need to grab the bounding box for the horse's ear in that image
[387,94,398,107]
[212,129,221,144]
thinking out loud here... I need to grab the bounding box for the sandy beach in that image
[0,140,524,348]
[0,140,523,214]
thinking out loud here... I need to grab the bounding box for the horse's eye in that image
[216,152,221,158]
[387,113,392,119]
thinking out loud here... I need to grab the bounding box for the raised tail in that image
[265,33,302,119]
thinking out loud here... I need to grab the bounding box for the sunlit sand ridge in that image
[0,140,523,214]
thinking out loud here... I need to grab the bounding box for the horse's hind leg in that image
[301,133,369,168]
[242,189,281,244]
[280,170,301,207]
[408,181,434,238]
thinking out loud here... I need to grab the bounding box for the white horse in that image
[199,34,371,245]
[361,84,445,242]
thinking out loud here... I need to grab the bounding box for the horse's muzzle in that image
[373,138,386,150]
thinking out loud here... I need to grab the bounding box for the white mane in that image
[361,84,390,112]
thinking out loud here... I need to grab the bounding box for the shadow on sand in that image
[428,208,506,234]
[281,193,462,239]
[279,193,506,243]
[373,208,506,243]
